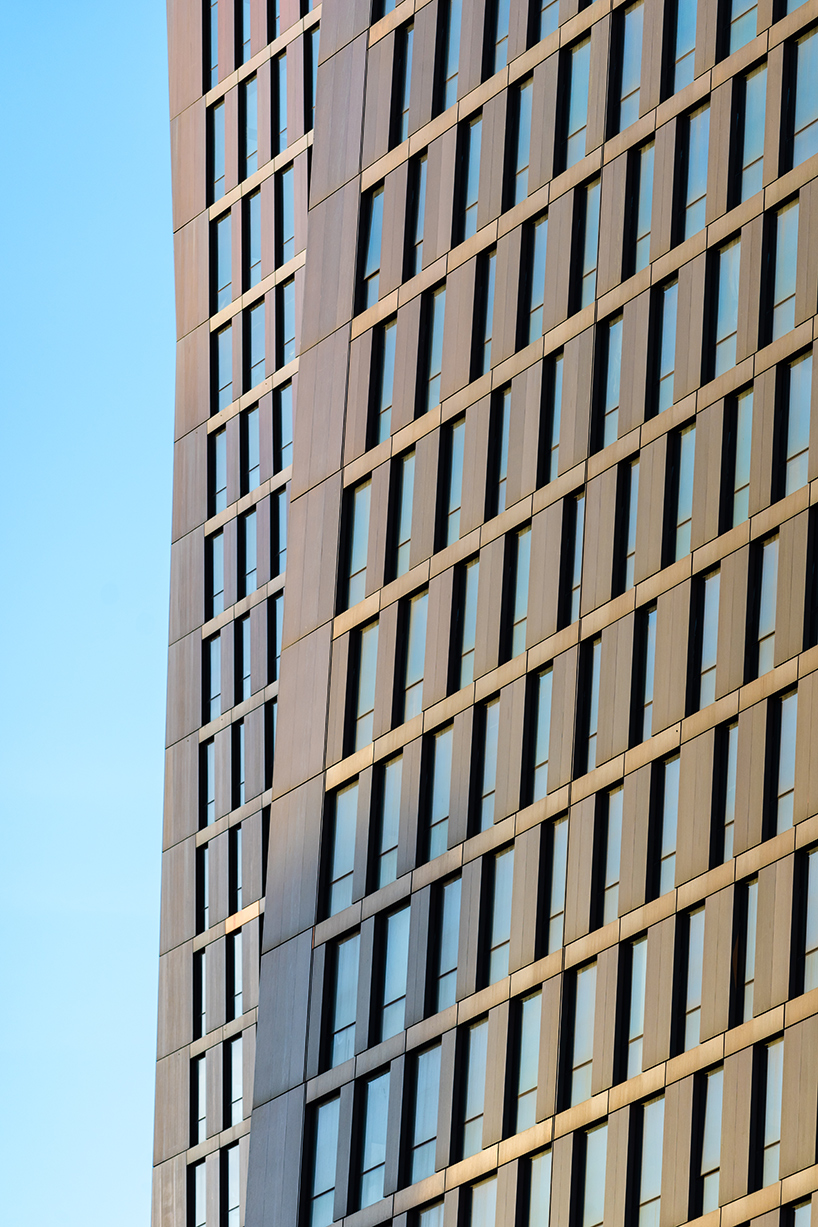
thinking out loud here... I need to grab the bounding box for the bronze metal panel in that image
[763,43,784,188]
[391,293,423,433]
[424,567,456,709]
[344,329,373,466]
[163,733,199,851]
[754,855,794,1015]
[495,676,527,821]
[527,499,563,648]
[310,34,367,206]
[169,528,205,645]
[174,213,209,341]
[473,535,505,680]
[460,394,492,538]
[272,627,333,800]
[159,838,195,955]
[281,476,341,644]
[483,1000,511,1146]
[591,943,618,1094]
[373,600,399,741]
[477,88,508,230]
[565,795,596,945]
[619,288,650,435]
[634,432,667,584]
[650,118,676,263]
[458,0,488,99]
[299,180,359,352]
[652,579,690,734]
[408,0,438,135]
[440,255,477,401]
[660,1076,694,1227]
[781,1014,818,1177]
[506,360,543,508]
[674,254,705,402]
[529,52,559,194]
[737,212,763,363]
[796,178,818,327]
[409,427,440,568]
[706,80,732,226]
[596,611,635,764]
[492,228,524,367]
[381,160,410,299]
[640,0,665,113]
[581,465,617,616]
[733,699,767,855]
[536,974,563,1122]
[676,729,715,886]
[690,400,723,551]
[774,509,808,667]
[597,153,628,297]
[509,823,543,973]
[642,915,675,1070]
[362,33,394,171]
[715,543,748,699]
[720,1047,753,1202]
[167,0,203,120]
[542,188,573,332]
[700,884,734,1041]
[558,326,593,474]
[586,15,611,156]
[548,645,578,792]
[424,124,458,268]
[795,669,818,825]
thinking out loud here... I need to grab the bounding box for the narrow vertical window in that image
[358,1072,390,1208]
[739,877,758,1022]
[240,404,260,493]
[193,949,207,1039]
[529,1151,553,1227]
[358,186,384,312]
[773,690,797,834]
[234,614,252,705]
[563,39,591,170]
[654,279,678,415]
[697,1068,723,1213]
[783,352,811,496]
[626,934,647,1078]
[352,619,379,750]
[342,479,371,610]
[328,932,360,1066]
[521,214,547,345]
[561,489,586,626]
[241,74,258,178]
[515,990,542,1132]
[419,285,446,415]
[190,1161,207,1227]
[542,352,563,483]
[713,237,740,376]
[238,507,257,596]
[508,524,531,659]
[244,188,261,288]
[683,905,705,1049]
[201,738,215,828]
[636,1097,665,1227]
[204,634,221,722]
[537,0,559,38]
[803,848,818,992]
[487,0,511,74]
[488,388,511,517]
[487,846,514,983]
[682,103,710,240]
[475,697,500,832]
[410,1045,441,1182]
[374,753,402,889]
[510,77,533,205]
[391,22,414,148]
[437,0,463,114]
[277,164,295,265]
[546,815,569,952]
[273,52,287,155]
[207,531,224,618]
[761,1037,783,1186]
[229,824,243,913]
[197,843,210,933]
[581,1123,608,1227]
[752,533,778,677]
[614,456,640,594]
[580,634,602,774]
[427,725,454,859]
[232,719,246,807]
[461,1018,489,1158]
[274,380,293,472]
[600,785,623,925]
[308,1098,340,1227]
[440,415,467,549]
[277,276,296,365]
[630,140,654,275]
[666,422,695,562]
[239,0,251,63]
[457,114,483,243]
[223,1145,241,1227]
[224,1034,243,1125]
[471,1176,497,1226]
[692,568,720,711]
[615,2,643,133]
[214,321,233,412]
[209,100,225,201]
[245,300,265,389]
[472,247,497,378]
[191,1053,207,1144]
[728,0,755,53]
[209,427,227,515]
[530,666,553,802]
[655,753,679,897]
[391,450,415,579]
[453,558,479,690]
[372,317,397,446]
[568,961,597,1106]
[771,199,798,341]
[305,26,319,132]
[597,315,623,449]
[575,178,601,309]
[724,388,752,527]
[672,0,696,93]
[737,63,766,203]
[207,0,219,87]
[379,904,411,1040]
[435,874,461,1008]
[400,591,428,722]
[213,213,232,312]
[721,720,738,860]
[792,28,818,168]
[405,152,428,279]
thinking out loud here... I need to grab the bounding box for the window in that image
[229,823,243,912]
[457,114,482,243]
[201,740,215,828]
[328,932,359,1066]
[358,186,384,313]
[269,591,284,681]
[597,315,623,449]
[274,381,293,471]
[567,961,596,1106]
[209,100,225,201]
[436,0,463,113]
[461,1018,489,1158]
[400,591,428,721]
[671,0,696,92]
[238,0,251,62]
[666,423,695,562]
[772,690,797,834]
[419,1204,444,1227]
[561,489,586,626]
[209,428,227,516]
[224,1034,243,1126]
[696,1067,723,1213]
[305,26,319,131]
[515,990,542,1132]
[371,317,397,446]
[793,1205,813,1227]
[452,557,479,690]
[683,906,705,1050]
[243,189,261,290]
[542,351,563,483]
[578,634,601,774]
[405,152,427,279]
[475,697,500,832]
[614,456,640,594]
[487,0,510,74]
[239,405,260,495]
[435,874,461,1008]
[379,904,410,1039]
[358,1072,390,1209]
[770,199,798,341]
[419,284,446,414]
[390,450,414,578]
[614,2,643,133]
[391,22,414,147]
[472,247,496,377]
[625,934,647,1078]
[713,237,740,377]
[728,0,755,53]
[196,844,209,933]
[410,1045,441,1182]
[599,785,623,925]
[760,1037,783,1186]
[752,533,778,677]
[653,279,678,415]
[792,28,818,168]
[507,525,531,659]
[738,877,758,1022]
[629,140,654,275]
[241,75,258,178]
[427,725,454,860]
[194,949,206,1039]
[207,0,219,87]
[575,178,601,309]
[374,754,402,890]
[737,64,766,202]
[470,1176,497,1227]
[308,1097,340,1227]
[635,1097,664,1227]
[351,620,379,751]
[803,848,818,992]
[529,1151,553,1227]
[563,39,591,170]
[277,276,296,366]
[277,164,295,265]
[488,388,511,517]
[581,1123,608,1227]
[265,699,276,789]
[723,388,752,528]
[692,568,720,711]
[682,103,709,241]
[782,352,811,496]
[327,780,358,915]
[521,214,547,344]
[214,322,233,412]
[655,753,679,897]
[233,615,251,706]
[342,479,371,610]
[237,507,256,597]
[213,213,232,312]
[231,719,245,808]
[191,1053,206,1145]
[190,1160,207,1227]
[204,634,221,722]
[509,77,533,205]
[632,603,657,743]
[529,667,552,803]
[244,300,265,389]
[273,52,287,154]
[719,720,738,860]
[486,847,514,983]
[545,815,569,953]
[226,928,241,1019]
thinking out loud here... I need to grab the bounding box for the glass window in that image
[538,0,559,38]
[511,77,533,205]
[245,300,265,389]
[229,824,243,913]
[739,63,766,201]
[223,1144,241,1227]
[420,285,446,414]
[602,785,623,925]
[204,634,221,722]
[232,719,246,808]
[476,697,500,831]
[359,1071,390,1208]
[273,52,287,154]
[672,423,695,561]
[581,1122,608,1227]
[420,1204,444,1227]
[392,22,414,147]
[658,753,680,895]
[274,381,293,472]
[490,388,511,516]
[490,0,511,73]
[201,739,215,829]
[721,720,738,861]
[210,100,225,201]
[428,725,454,859]
[392,450,415,578]
[214,213,232,312]
[196,844,209,933]
[684,104,709,240]
[524,214,547,343]
[352,620,379,750]
[637,1097,664,1227]
[460,115,483,242]
[785,352,811,495]
[673,0,696,92]
[206,530,224,619]
[375,753,402,889]
[516,990,542,1132]
[242,75,258,178]
[240,0,251,62]
[343,480,371,609]
[269,591,284,682]
[762,1037,783,1186]
[565,39,591,169]
[804,848,818,992]
[194,948,206,1039]
[214,322,233,412]
[240,405,260,493]
[529,1151,552,1227]
[436,874,461,1009]
[238,507,257,596]
[697,568,720,709]
[655,280,678,415]
[380,904,410,1039]
[635,603,657,742]
[406,152,427,279]
[462,1018,489,1158]
[305,26,319,131]
[684,906,705,1050]
[329,932,359,1067]
[772,199,798,341]
[617,2,643,133]
[228,926,243,1020]
[544,352,563,483]
[272,485,288,576]
[373,317,397,445]
[402,591,428,721]
[209,427,227,515]
[328,780,357,915]
[411,1044,441,1182]
[191,1052,207,1144]
[570,961,596,1106]
[225,1033,243,1126]
[564,490,586,626]
[235,615,251,704]
[455,557,479,690]
[626,934,647,1077]
[208,0,219,87]
[756,533,778,676]
[488,847,514,983]
[359,186,384,312]
[309,1097,340,1227]
[599,315,623,448]
[277,164,295,265]
[794,29,818,168]
[618,456,640,593]
[582,634,602,773]
[775,690,797,833]
[244,189,261,290]
[546,815,569,953]
[699,1067,723,1212]
[728,388,752,526]
[531,666,553,802]
[438,0,463,113]
[729,0,755,53]
[633,141,654,273]
[278,276,296,365]
[742,877,758,1021]
[471,1176,497,1227]
[509,525,531,658]
[473,247,496,377]
[578,178,601,308]
[714,237,740,376]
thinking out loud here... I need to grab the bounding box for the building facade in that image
[155,1,818,1227]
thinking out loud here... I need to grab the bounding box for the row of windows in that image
[199,691,277,830]
[211,277,296,412]
[205,482,288,625]
[211,161,298,314]
[188,1140,242,1227]
[190,1030,245,1145]
[208,389,293,518]
[205,0,315,90]
[192,925,248,1040]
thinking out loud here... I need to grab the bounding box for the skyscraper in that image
[155,2,818,1226]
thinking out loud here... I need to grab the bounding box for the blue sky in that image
[0,2,174,1221]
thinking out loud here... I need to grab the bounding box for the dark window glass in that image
[682,103,710,240]
[246,188,262,287]
[232,719,246,807]
[510,77,533,205]
[633,603,657,743]
[487,388,511,517]
[272,485,288,575]
[521,214,547,344]
[273,52,287,154]
[613,456,639,594]
[274,380,294,471]
[193,949,206,1039]
[783,352,811,496]
[222,1144,241,1227]
[720,719,738,860]
[305,26,319,132]
[713,236,740,377]
[206,530,225,618]
[773,690,798,834]
[546,814,568,953]
[529,1151,553,1227]
[229,823,243,911]
[737,63,766,203]
[278,276,296,365]
[238,508,257,597]
[629,140,654,274]
[208,0,219,87]
[277,164,295,265]
[575,178,601,309]
[515,990,542,1132]
[358,1072,390,1208]
[308,1098,340,1227]
[374,753,402,889]
[392,22,414,147]
[665,422,695,562]
[352,620,379,750]
[472,247,496,377]
[530,666,552,802]
[486,846,514,983]
[579,1125,607,1227]
[488,0,510,74]
[683,905,705,1049]
[579,634,602,773]
[770,198,798,341]
[542,352,563,483]
[358,186,384,311]
[328,931,359,1066]
[209,100,225,201]
[672,0,696,92]
[241,75,258,178]
[599,784,623,926]
[635,1097,664,1226]
[201,739,216,828]
[391,449,415,579]
[372,317,397,445]
[793,28,818,168]
[223,1033,243,1126]
[342,479,371,609]
[209,427,227,516]
[564,39,591,170]
[400,591,428,721]
[728,0,755,53]
[427,725,454,860]
[197,843,210,933]
[204,634,221,722]
[508,525,531,659]
[803,848,818,993]
[751,532,778,678]
[410,1045,441,1182]
[214,322,233,412]
[435,873,461,1007]
[327,780,357,916]
[474,697,500,831]
[461,1018,489,1158]
[268,591,283,681]
[437,0,463,114]
[625,935,647,1077]
[615,2,643,133]
[440,417,466,548]
[654,279,678,415]
[452,556,479,690]
[654,752,679,897]
[567,961,596,1106]
[560,490,585,627]
[378,904,410,1039]
[240,405,260,493]
[419,285,446,414]
[239,0,251,62]
[245,300,265,389]
[405,152,428,279]
[723,388,752,527]
[191,1052,207,1145]
[697,1068,724,1213]
[458,115,483,243]
[214,212,232,312]
[761,1037,783,1185]
[691,568,720,711]
[597,315,623,449]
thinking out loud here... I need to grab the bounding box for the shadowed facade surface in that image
[156,1,818,1227]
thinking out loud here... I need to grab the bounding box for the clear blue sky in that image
[0,2,174,1221]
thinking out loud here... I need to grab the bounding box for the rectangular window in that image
[771,199,798,341]
[626,934,647,1078]
[190,1161,207,1227]
[194,949,207,1039]
[358,1072,390,1209]
[207,0,219,87]
[327,780,358,916]
[461,1018,489,1158]
[351,620,379,751]
[238,507,257,597]
[245,188,261,288]
[793,28,818,168]
[472,247,496,378]
[568,961,597,1106]
[599,785,623,925]
[328,932,360,1067]
[630,140,654,275]
[231,719,245,808]
[274,381,293,472]
[529,1151,553,1227]
[719,719,738,861]
[723,388,753,528]
[405,152,427,279]
[268,590,284,681]
[435,874,461,1008]
[197,844,209,933]
[614,456,640,594]
[239,0,251,63]
[729,0,755,53]
[475,697,500,832]
[240,405,260,494]
[213,213,232,312]
[419,284,446,414]
[683,905,705,1050]
[470,1176,497,1227]
[399,591,428,722]
[374,754,402,890]
[204,634,221,722]
[713,237,740,377]
[538,0,559,37]
[209,427,227,516]
[510,76,533,205]
[224,1033,243,1126]
[453,557,479,691]
[371,317,397,446]
[753,533,778,677]
[697,1067,723,1213]
[561,489,586,627]
[737,63,766,203]
[486,846,514,983]
[692,568,720,711]
[546,815,568,953]
[234,615,252,706]
[487,0,510,74]
[666,422,695,563]
[214,322,233,412]
[575,178,601,310]
[273,52,287,154]
[379,904,410,1040]
[439,415,466,550]
[426,725,454,860]
[761,1037,783,1186]
[581,1123,608,1227]
[241,74,258,178]
[672,0,696,93]
[636,1097,664,1227]
[655,753,679,897]
[614,2,643,133]
[682,103,710,241]
[342,479,371,610]
[783,352,811,496]
[391,22,414,148]
[542,351,563,483]
[223,1144,241,1227]
[488,387,511,517]
[308,1098,340,1227]
[521,214,547,345]
[277,276,296,366]
[457,114,482,243]
[563,39,591,170]
[305,26,319,132]
[245,300,265,389]
[515,990,542,1132]
[358,186,384,313]
[277,164,295,266]
[633,603,657,743]
[201,739,215,828]
[803,848,818,992]
[773,690,797,833]
[529,667,552,803]
[654,279,678,415]
[508,524,531,659]
[579,634,602,774]
[391,450,415,579]
[437,0,463,114]
[597,315,623,449]
[410,1044,441,1182]
[229,823,243,912]
[209,100,225,201]
[191,1053,206,1145]
[739,877,758,1022]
